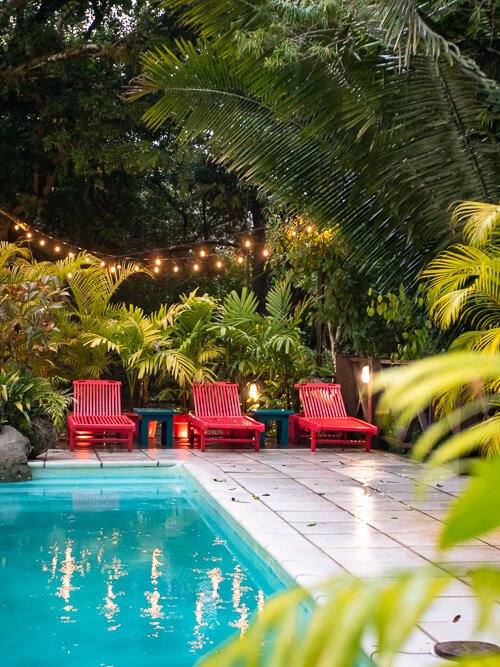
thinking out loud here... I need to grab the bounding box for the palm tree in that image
[129,0,499,285]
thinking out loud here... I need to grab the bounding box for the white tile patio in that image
[30,446,500,665]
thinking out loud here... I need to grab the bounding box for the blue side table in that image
[248,409,295,448]
[133,408,178,448]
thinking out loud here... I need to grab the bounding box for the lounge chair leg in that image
[365,434,372,452]
[69,428,75,452]
[254,430,260,452]
[311,430,316,453]
[128,430,133,452]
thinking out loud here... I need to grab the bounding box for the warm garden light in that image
[237,256,244,264]
[27,232,32,238]
[67,272,72,279]
[100,260,106,267]
[361,365,371,384]
[14,224,19,230]
[110,266,116,273]
[200,249,206,257]
[155,258,161,265]
[134,265,139,271]
[154,266,159,273]
[244,239,251,248]
[68,252,74,258]
[248,383,259,401]
[117,264,122,270]
[291,230,296,237]
[173,265,179,273]
[55,245,60,252]
[216,260,222,268]
[193,263,199,271]
[263,249,269,257]
[307,225,313,233]
[39,239,45,246]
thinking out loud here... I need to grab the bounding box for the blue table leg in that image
[277,419,289,447]
[259,422,266,449]
[137,418,149,448]
[161,417,174,448]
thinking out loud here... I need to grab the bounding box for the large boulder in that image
[0,425,31,482]
[29,417,57,460]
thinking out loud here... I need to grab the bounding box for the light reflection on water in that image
[0,479,284,666]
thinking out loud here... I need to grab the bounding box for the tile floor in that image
[31,446,500,666]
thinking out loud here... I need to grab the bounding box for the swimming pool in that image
[0,470,288,666]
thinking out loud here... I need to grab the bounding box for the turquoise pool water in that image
[0,471,286,666]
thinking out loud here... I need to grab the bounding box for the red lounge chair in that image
[188,382,264,452]
[295,383,377,452]
[68,380,134,451]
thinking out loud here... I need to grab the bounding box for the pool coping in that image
[28,448,500,667]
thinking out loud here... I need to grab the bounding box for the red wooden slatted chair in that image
[295,383,377,452]
[188,382,264,452]
[68,380,134,451]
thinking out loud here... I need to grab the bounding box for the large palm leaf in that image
[131,0,499,283]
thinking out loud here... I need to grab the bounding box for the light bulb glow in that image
[14,225,19,230]
[237,256,244,264]
[173,266,179,273]
[55,245,61,252]
[361,365,371,384]
[68,252,74,258]
[244,240,251,248]
[39,239,45,246]
[200,250,206,257]
[67,272,72,279]
[134,265,139,271]
[27,232,32,239]
[155,259,161,265]
[154,266,159,273]
[110,266,116,273]
[248,383,259,400]
[100,261,106,267]
[263,249,269,257]
[216,260,222,269]
[117,264,121,270]
[193,263,199,272]
[307,225,313,233]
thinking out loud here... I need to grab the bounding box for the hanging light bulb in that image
[244,239,251,248]
[85,257,91,263]
[55,245,61,252]
[237,256,244,264]
[27,232,32,239]
[361,365,371,384]
[110,266,116,273]
[193,263,200,272]
[200,249,206,258]
[154,266,159,273]
[100,260,106,267]
[248,383,259,400]
[68,252,74,258]
[117,264,122,270]
[155,258,161,266]
[291,230,297,237]
[14,225,19,230]
[134,265,139,272]
[307,225,313,233]
[39,239,45,246]
[173,265,179,273]
[67,272,73,279]
[216,260,222,269]
[263,249,269,257]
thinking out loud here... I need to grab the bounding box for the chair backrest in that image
[73,380,123,416]
[296,383,347,419]
[192,382,242,418]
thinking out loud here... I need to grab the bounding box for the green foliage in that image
[366,285,436,360]
[133,0,499,286]
[0,370,71,435]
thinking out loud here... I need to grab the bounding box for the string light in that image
[155,259,161,266]
[110,266,116,273]
[306,225,313,233]
[117,264,122,270]
[216,260,222,269]
[291,230,297,237]
[200,249,206,258]
[55,245,61,252]
[68,252,74,258]
[154,266,159,273]
[237,256,244,264]
[27,232,32,239]
[193,263,200,272]
[173,266,179,273]
[14,225,19,230]
[263,249,269,257]
[100,261,106,267]
[244,239,251,248]
[39,239,46,246]
[134,265,139,272]
[67,272,72,279]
